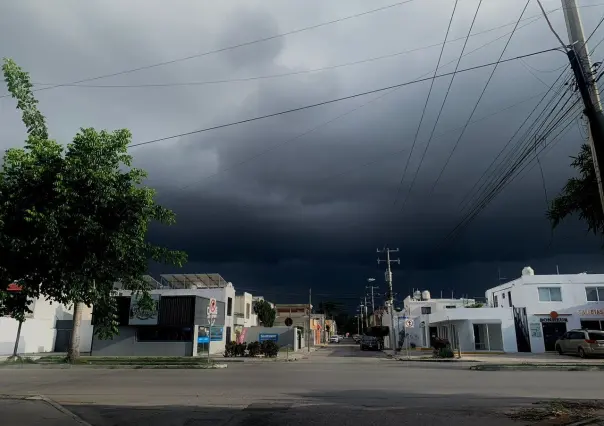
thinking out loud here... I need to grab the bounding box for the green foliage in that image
[0,284,30,323]
[224,341,237,357]
[246,341,261,357]
[0,58,187,344]
[547,144,604,234]
[260,340,279,357]
[435,347,455,359]
[253,300,276,327]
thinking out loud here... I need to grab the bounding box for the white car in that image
[329,335,340,343]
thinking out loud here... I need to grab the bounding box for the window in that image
[588,331,604,340]
[538,287,562,302]
[227,297,233,316]
[246,303,251,319]
[136,326,192,342]
[570,331,585,340]
[493,295,498,307]
[581,320,603,330]
[507,291,513,307]
[445,305,456,309]
[586,287,604,302]
[226,326,232,342]
[421,307,431,315]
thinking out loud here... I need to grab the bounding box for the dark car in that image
[360,335,379,351]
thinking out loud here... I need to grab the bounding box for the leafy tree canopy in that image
[253,300,276,327]
[547,143,604,234]
[0,58,187,346]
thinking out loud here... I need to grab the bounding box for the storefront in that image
[578,308,604,330]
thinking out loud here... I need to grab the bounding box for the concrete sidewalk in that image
[0,396,89,426]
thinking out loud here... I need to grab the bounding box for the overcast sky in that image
[1,0,604,309]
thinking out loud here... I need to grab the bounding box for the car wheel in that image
[578,347,587,358]
[556,345,563,355]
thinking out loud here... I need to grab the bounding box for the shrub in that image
[224,341,237,357]
[410,342,417,349]
[435,347,455,359]
[260,340,279,357]
[247,341,261,357]
[235,342,246,357]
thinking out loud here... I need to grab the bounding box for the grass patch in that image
[506,400,604,423]
[1,356,37,365]
[35,356,213,366]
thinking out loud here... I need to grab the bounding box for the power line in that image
[396,0,484,211]
[175,17,562,190]
[392,0,460,206]
[0,0,417,98]
[25,3,604,91]
[129,47,560,149]
[428,0,533,194]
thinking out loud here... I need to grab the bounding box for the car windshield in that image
[588,332,604,340]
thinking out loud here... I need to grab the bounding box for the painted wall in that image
[91,326,192,356]
[0,297,93,355]
[242,326,299,351]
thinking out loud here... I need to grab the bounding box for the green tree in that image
[547,143,604,234]
[0,58,187,362]
[253,300,276,327]
[0,283,30,359]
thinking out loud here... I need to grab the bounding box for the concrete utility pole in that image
[377,247,400,350]
[308,288,312,352]
[562,0,604,213]
[366,279,379,314]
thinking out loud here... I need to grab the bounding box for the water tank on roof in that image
[421,290,431,301]
[521,266,535,276]
[413,290,422,300]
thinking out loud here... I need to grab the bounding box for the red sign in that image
[7,283,21,292]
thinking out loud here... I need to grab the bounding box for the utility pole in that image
[377,247,400,351]
[366,284,379,313]
[308,288,311,353]
[562,0,604,213]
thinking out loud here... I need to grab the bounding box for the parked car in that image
[555,329,604,358]
[360,335,379,351]
[329,335,340,343]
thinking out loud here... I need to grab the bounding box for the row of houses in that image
[381,267,604,354]
[0,273,336,357]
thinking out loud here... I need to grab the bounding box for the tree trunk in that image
[67,302,83,363]
[12,320,23,357]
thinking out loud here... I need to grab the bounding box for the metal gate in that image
[54,320,72,352]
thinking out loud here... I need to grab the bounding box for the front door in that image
[542,322,567,351]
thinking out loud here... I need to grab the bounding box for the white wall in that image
[0,297,94,355]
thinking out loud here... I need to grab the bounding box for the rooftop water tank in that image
[413,290,422,300]
[521,266,535,276]
[421,290,431,301]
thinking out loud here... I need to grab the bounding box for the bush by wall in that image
[247,341,261,357]
[260,340,279,357]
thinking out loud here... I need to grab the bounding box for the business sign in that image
[238,327,248,344]
[578,309,604,316]
[259,333,278,342]
[539,317,567,323]
[197,336,210,344]
[529,323,542,337]
[129,294,160,325]
[210,326,223,342]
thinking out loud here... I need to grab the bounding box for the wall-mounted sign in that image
[197,336,210,344]
[578,309,604,316]
[529,323,542,337]
[539,317,567,323]
[210,327,223,342]
[259,333,278,342]
[129,294,160,325]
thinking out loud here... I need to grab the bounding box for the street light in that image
[367,278,375,282]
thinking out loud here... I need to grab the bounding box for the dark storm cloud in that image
[2,0,604,301]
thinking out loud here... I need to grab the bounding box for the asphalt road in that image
[1,341,603,425]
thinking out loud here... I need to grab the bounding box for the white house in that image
[392,268,604,354]
[485,267,604,353]
[0,297,93,356]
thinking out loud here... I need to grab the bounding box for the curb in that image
[0,395,92,426]
[470,364,604,371]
